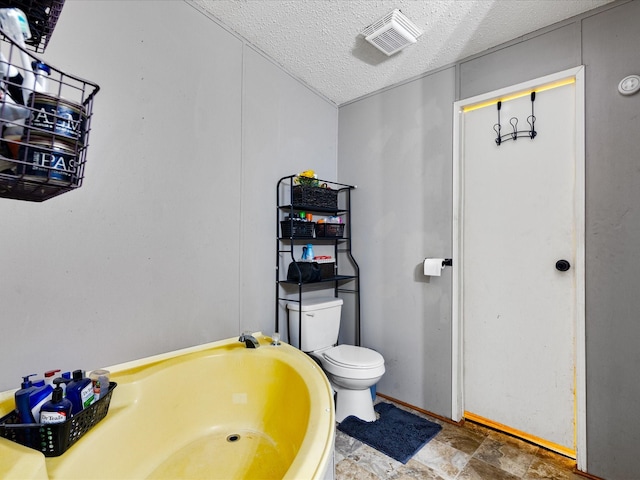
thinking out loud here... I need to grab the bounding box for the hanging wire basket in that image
[0,23,99,201]
[1,0,66,53]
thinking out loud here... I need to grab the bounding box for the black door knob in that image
[555,260,571,272]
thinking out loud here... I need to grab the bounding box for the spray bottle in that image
[0,8,34,104]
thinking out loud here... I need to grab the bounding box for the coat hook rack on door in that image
[493,92,537,146]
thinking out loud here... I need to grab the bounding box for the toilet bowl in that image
[312,344,385,422]
[287,298,385,422]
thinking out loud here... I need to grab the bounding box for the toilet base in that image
[335,387,377,423]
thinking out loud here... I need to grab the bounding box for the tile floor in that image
[335,398,582,480]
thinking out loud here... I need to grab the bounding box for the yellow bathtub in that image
[0,334,335,480]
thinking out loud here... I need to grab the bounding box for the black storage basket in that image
[317,261,335,279]
[292,185,338,210]
[280,220,315,238]
[0,382,116,457]
[315,223,345,238]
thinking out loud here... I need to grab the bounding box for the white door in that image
[454,70,585,459]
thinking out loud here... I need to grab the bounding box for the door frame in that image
[451,66,586,468]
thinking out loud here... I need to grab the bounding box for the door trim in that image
[451,66,586,469]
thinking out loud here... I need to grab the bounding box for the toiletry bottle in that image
[0,51,24,106]
[30,61,50,94]
[0,8,35,105]
[40,379,72,424]
[29,381,53,423]
[58,372,71,396]
[301,244,314,261]
[44,369,61,386]
[15,374,37,423]
[89,369,110,401]
[66,370,95,415]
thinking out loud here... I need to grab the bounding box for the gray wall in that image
[338,67,455,417]
[0,1,337,391]
[338,2,639,479]
[582,3,640,478]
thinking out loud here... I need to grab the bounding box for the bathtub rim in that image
[0,333,336,480]
[106,333,336,479]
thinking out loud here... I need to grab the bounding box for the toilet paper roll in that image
[423,258,445,276]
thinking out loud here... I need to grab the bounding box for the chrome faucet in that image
[239,332,260,348]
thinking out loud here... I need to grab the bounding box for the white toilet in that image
[287,297,385,422]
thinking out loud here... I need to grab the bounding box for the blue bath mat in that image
[337,402,442,464]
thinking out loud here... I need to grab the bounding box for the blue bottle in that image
[66,370,95,415]
[40,379,73,424]
[14,374,53,423]
[29,383,53,423]
[302,244,314,261]
[59,371,71,397]
[15,374,37,423]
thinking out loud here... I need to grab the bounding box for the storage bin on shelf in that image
[0,24,99,202]
[292,185,338,210]
[280,219,315,238]
[315,222,345,238]
[314,256,336,279]
[0,382,116,457]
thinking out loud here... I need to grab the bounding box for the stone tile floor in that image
[335,398,582,480]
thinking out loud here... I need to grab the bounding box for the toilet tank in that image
[286,297,343,352]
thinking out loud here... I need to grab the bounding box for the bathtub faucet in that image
[239,332,260,348]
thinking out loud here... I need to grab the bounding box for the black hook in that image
[494,101,502,145]
[493,91,537,146]
[527,115,537,139]
[510,117,519,140]
[528,91,537,139]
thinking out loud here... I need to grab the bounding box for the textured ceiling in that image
[190,0,613,105]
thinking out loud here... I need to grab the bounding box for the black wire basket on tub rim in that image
[0,382,116,456]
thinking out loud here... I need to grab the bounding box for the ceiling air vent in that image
[362,9,423,56]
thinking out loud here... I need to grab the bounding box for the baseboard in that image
[574,469,605,480]
[376,392,605,479]
[464,410,576,459]
[375,392,463,426]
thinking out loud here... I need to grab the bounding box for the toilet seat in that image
[319,345,385,382]
[323,344,384,369]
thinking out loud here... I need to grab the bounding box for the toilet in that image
[287,297,385,422]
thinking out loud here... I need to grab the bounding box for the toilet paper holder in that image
[422,258,453,266]
[423,258,452,276]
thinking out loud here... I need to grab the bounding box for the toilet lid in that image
[323,345,384,369]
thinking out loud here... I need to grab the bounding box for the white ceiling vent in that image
[362,9,423,56]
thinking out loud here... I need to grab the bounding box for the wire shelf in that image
[0,23,99,201]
